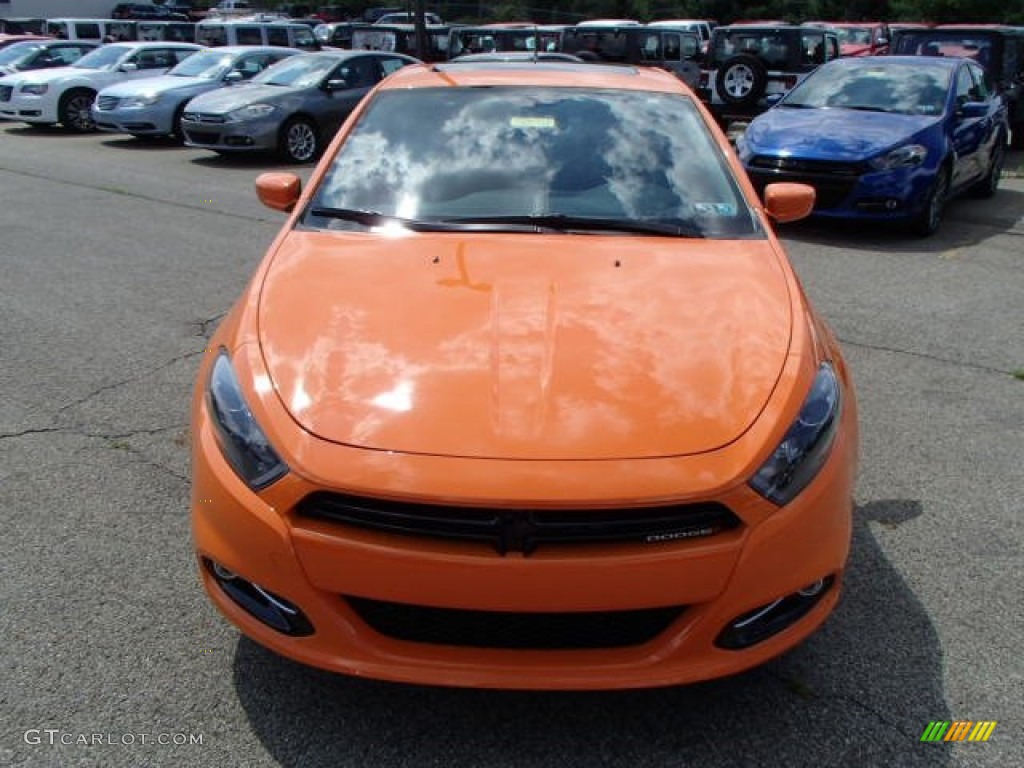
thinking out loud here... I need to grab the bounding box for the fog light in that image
[715,575,835,650]
[211,561,237,581]
[203,557,314,637]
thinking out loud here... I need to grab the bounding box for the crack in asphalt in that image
[0,165,277,225]
[55,349,204,416]
[193,311,228,340]
[838,336,1017,378]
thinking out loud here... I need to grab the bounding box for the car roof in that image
[829,54,965,70]
[451,52,583,63]
[385,61,690,94]
[211,45,302,54]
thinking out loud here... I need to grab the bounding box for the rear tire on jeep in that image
[716,54,768,107]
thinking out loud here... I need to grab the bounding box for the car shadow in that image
[231,499,952,768]
[777,179,1024,253]
[189,152,301,170]
[99,135,187,151]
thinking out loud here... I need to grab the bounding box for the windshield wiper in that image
[306,209,706,237]
[437,214,706,237]
[306,207,480,232]
[779,102,816,109]
[843,105,892,113]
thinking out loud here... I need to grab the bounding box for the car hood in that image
[185,83,289,113]
[99,74,213,97]
[746,107,938,160]
[257,232,794,460]
[7,65,81,85]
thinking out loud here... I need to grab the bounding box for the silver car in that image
[92,46,299,140]
[180,50,418,162]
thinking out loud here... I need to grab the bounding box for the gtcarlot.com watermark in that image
[24,729,203,747]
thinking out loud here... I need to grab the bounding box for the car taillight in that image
[783,75,798,89]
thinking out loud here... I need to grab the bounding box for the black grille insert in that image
[0,86,12,102]
[347,596,685,649]
[297,492,741,555]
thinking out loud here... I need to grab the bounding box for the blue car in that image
[737,56,1008,235]
[91,45,299,140]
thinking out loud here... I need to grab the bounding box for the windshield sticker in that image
[694,202,737,216]
[509,116,556,129]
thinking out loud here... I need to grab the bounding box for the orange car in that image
[191,60,858,689]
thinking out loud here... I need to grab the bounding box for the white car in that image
[0,41,200,131]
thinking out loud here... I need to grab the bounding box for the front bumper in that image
[744,160,937,221]
[191,361,858,690]
[180,112,279,153]
[92,101,177,136]
[0,89,59,123]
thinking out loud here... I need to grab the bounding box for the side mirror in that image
[120,62,138,72]
[876,37,888,46]
[763,182,815,223]
[223,70,244,83]
[323,78,347,91]
[256,172,302,213]
[957,101,988,119]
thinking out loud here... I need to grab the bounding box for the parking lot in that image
[1,122,1021,768]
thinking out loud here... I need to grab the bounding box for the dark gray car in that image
[180,50,418,162]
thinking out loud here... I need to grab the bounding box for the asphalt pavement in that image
[0,125,1021,768]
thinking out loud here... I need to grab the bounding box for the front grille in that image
[297,492,741,556]
[185,131,219,144]
[182,112,226,124]
[0,86,12,103]
[95,95,119,111]
[749,156,867,176]
[346,596,686,649]
[747,167,859,210]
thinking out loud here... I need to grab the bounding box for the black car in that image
[698,24,840,121]
[890,25,1024,148]
[559,23,702,88]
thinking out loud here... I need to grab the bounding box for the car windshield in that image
[0,41,43,65]
[782,62,951,115]
[169,49,236,78]
[73,44,132,69]
[252,54,335,87]
[306,86,757,239]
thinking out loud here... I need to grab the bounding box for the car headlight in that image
[121,93,161,108]
[869,144,927,171]
[20,83,48,95]
[749,362,841,505]
[227,103,275,121]
[207,350,287,490]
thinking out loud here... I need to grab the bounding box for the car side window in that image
[638,33,662,62]
[663,33,681,62]
[954,66,975,106]
[236,26,263,45]
[267,27,289,47]
[236,53,270,77]
[336,57,379,88]
[51,46,85,65]
[966,63,991,100]
[380,56,409,77]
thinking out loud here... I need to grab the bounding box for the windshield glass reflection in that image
[783,62,951,115]
[307,87,757,239]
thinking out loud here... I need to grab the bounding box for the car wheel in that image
[716,54,767,106]
[910,167,949,237]
[971,139,1004,199]
[58,89,96,133]
[279,117,319,163]
[171,103,187,142]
